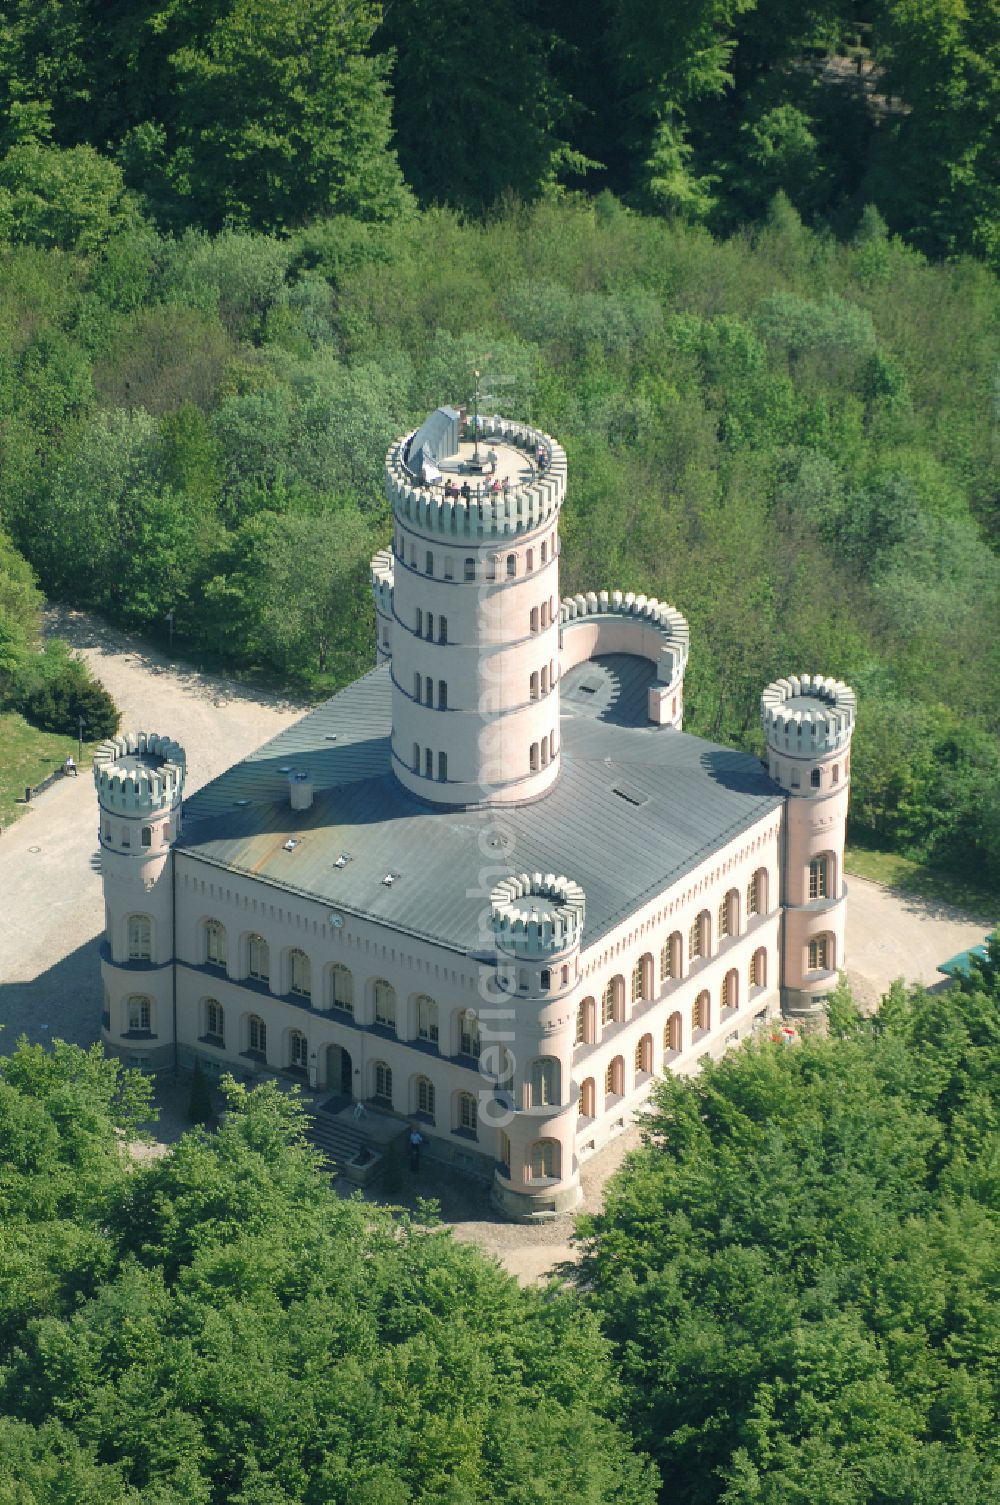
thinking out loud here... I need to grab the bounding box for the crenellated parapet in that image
[761,675,856,757]
[559,590,689,683]
[93,732,186,815]
[491,872,585,957]
[385,420,567,539]
[370,547,394,614]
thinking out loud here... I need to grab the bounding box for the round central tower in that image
[386,407,567,807]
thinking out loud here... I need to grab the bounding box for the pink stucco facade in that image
[95,411,855,1219]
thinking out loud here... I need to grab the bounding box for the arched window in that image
[458,1009,480,1059]
[540,600,549,628]
[808,936,831,971]
[425,550,434,576]
[425,675,433,707]
[633,954,652,1003]
[373,980,396,1032]
[288,1029,308,1072]
[579,1078,596,1119]
[506,553,516,577]
[832,764,840,784]
[247,1014,266,1057]
[634,1033,653,1076]
[425,612,434,641]
[660,932,681,982]
[530,606,539,634]
[529,742,539,772]
[718,896,731,940]
[413,741,420,770]
[464,557,475,581]
[541,665,548,695]
[438,680,447,710]
[529,1057,559,1107]
[688,915,706,962]
[664,1011,682,1055]
[541,739,550,767]
[604,1056,624,1100]
[486,557,497,581]
[530,671,539,701]
[415,1075,435,1119]
[141,826,152,848]
[413,671,422,703]
[126,995,151,1032]
[810,767,821,788]
[424,748,433,778]
[329,964,354,1013]
[529,1140,559,1179]
[205,920,228,969]
[416,994,439,1044]
[127,915,152,961]
[601,980,616,1027]
[415,608,423,637]
[457,1091,478,1136]
[749,948,767,990]
[540,967,551,990]
[576,997,595,1045]
[247,934,269,982]
[747,869,766,918]
[809,856,831,900]
[438,616,448,643]
[372,1061,393,1105]
[288,948,311,998]
[438,750,448,781]
[204,999,224,1043]
[721,969,738,1011]
[693,991,710,1034]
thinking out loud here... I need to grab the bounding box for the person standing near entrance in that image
[409,1127,423,1172]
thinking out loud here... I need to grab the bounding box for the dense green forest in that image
[1,962,996,1502]
[577,957,1000,1504]
[0,0,996,881]
[1,200,997,877]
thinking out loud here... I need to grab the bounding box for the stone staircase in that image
[304,1108,368,1171]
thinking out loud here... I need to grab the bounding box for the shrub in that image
[9,640,120,739]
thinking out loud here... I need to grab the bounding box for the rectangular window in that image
[438,616,447,643]
[127,997,150,1032]
[808,937,829,970]
[425,550,434,576]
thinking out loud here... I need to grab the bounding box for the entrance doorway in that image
[325,1043,353,1098]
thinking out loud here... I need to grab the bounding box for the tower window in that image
[530,671,539,701]
[425,747,433,778]
[810,768,821,788]
[425,675,432,706]
[530,606,539,634]
[426,612,434,641]
[808,857,829,900]
[127,915,152,961]
[438,616,447,644]
[486,557,497,581]
[526,549,534,572]
[808,937,830,971]
[438,680,447,709]
[529,742,539,772]
[438,750,448,781]
[464,558,475,581]
[506,554,516,577]
[415,608,422,636]
[413,672,422,703]
[413,742,420,770]
[444,557,454,580]
[425,550,434,576]
[541,541,547,564]
[141,826,152,848]
[126,995,151,1032]
[541,666,548,694]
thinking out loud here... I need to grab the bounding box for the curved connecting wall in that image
[559,591,690,728]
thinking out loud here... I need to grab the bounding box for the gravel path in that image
[0,610,304,1056]
[1,610,990,1285]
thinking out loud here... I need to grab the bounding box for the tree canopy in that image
[575,968,1000,1503]
[0,1041,656,1504]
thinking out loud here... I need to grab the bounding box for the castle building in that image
[95,408,856,1218]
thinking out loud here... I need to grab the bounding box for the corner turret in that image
[762,675,857,1020]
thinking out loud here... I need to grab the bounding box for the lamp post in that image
[77,715,86,764]
[165,610,174,654]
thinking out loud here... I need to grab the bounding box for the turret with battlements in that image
[762,675,856,1019]
[94,731,185,1069]
[386,406,568,807]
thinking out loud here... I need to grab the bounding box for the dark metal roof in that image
[179,656,784,953]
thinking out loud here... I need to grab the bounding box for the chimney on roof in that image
[289,771,313,812]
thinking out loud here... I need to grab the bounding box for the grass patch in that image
[0,711,99,831]
[845,845,999,922]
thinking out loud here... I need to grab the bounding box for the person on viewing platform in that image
[460,481,471,501]
[63,755,77,777]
